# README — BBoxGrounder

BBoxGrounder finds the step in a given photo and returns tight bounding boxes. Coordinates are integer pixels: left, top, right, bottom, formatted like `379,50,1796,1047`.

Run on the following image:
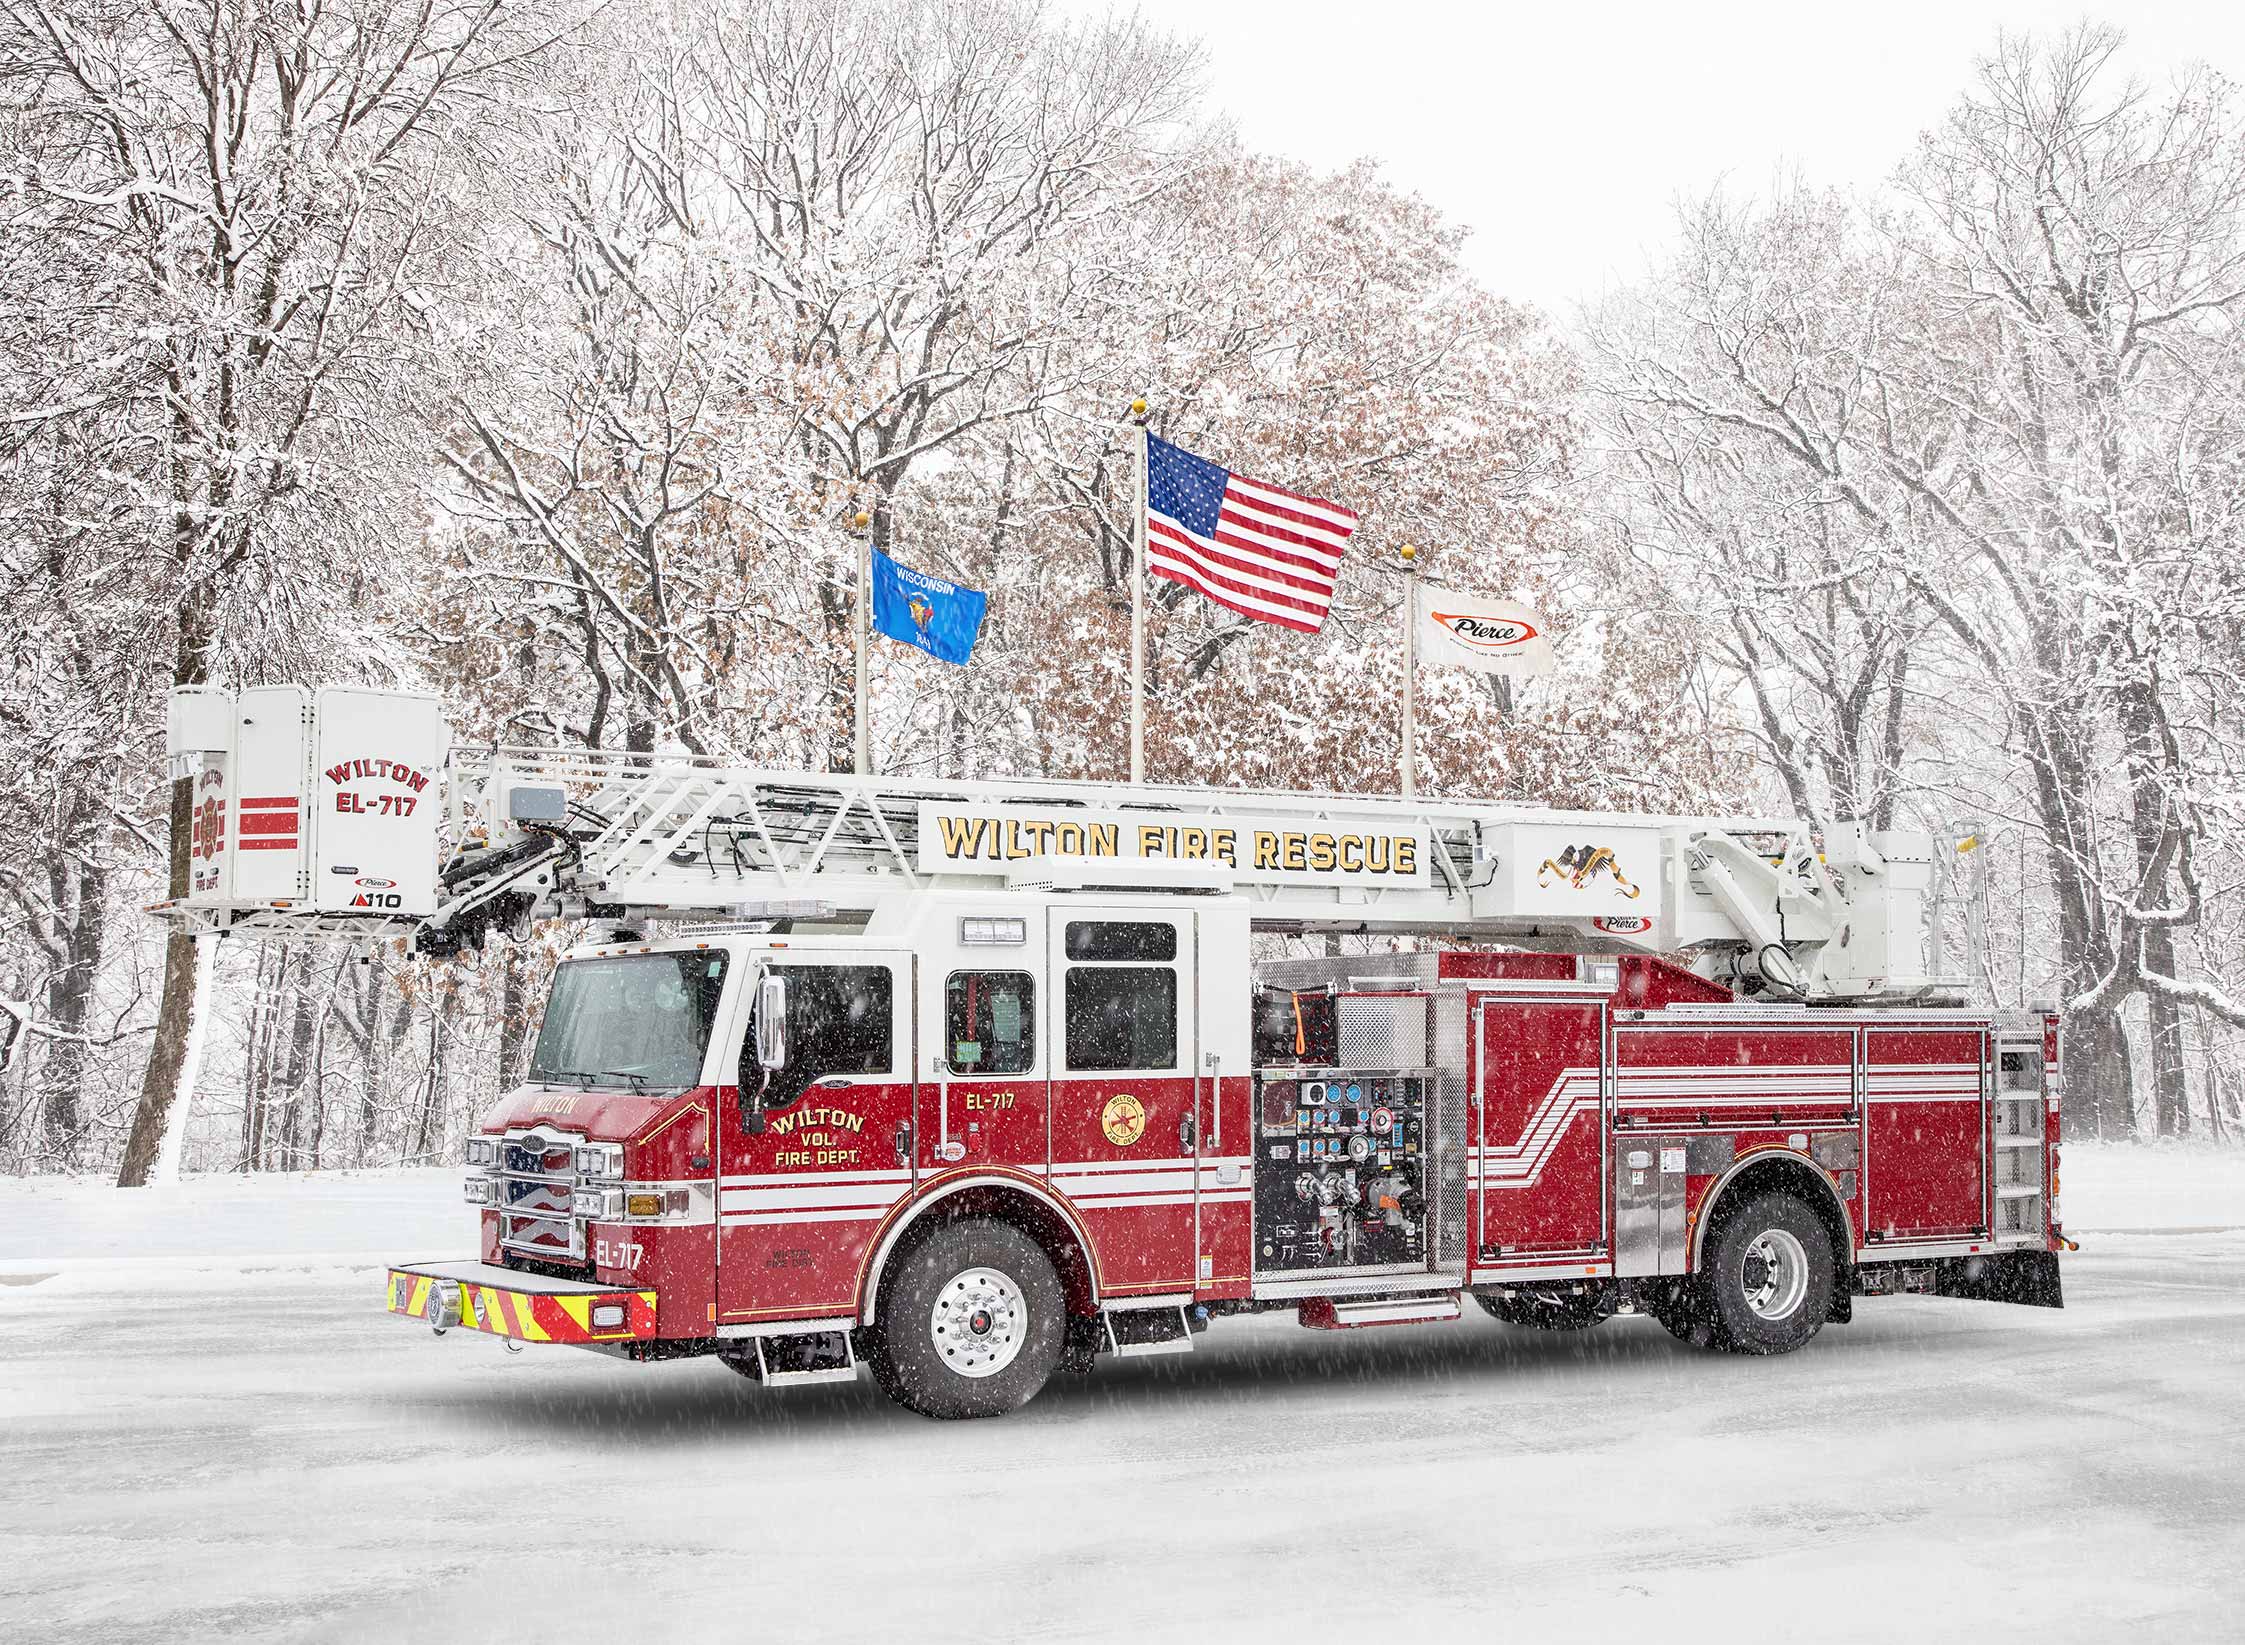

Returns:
1995,1184,2045,1201
1994,1136,2044,1150
1103,1303,1196,1357
1298,1294,1463,1331
746,1328,860,1387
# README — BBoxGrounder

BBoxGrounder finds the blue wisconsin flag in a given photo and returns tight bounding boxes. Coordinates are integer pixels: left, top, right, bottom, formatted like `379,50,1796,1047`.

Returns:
870,546,987,666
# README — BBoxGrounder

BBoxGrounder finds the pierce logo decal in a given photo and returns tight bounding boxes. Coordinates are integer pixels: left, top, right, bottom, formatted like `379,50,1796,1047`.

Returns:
1430,611,1538,653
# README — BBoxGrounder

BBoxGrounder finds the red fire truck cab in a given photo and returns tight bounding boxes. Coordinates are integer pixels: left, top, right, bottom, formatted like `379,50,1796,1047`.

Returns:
387,890,2065,1419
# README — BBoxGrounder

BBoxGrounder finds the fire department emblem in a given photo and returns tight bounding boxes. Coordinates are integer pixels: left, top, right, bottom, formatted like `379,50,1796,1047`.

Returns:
1101,1093,1146,1148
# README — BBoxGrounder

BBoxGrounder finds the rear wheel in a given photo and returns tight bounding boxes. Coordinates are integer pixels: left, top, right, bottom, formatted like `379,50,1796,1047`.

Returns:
1640,1279,1721,1348
1475,1284,1613,1331
1699,1191,1835,1355
867,1218,1065,1419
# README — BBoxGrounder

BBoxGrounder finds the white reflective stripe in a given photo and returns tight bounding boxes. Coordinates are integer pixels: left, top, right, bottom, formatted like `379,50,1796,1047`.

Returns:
722,1202,889,1220
721,1168,910,1188
1044,1168,1198,1196
720,1182,911,1212
1619,1094,1851,1107
1049,1157,1198,1177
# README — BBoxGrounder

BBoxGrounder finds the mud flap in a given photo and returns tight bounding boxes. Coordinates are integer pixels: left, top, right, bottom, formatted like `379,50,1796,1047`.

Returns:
1935,1249,2064,1310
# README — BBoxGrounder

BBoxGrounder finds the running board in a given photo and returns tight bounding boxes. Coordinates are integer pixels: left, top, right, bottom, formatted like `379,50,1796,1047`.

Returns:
1298,1294,1463,1331
748,1328,860,1386
1103,1303,1196,1357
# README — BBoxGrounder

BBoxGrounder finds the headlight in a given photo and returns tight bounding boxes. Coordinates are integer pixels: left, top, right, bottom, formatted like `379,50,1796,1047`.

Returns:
466,1137,497,1167
573,1185,625,1221
574,1142,625,1180
463,1176,498,1206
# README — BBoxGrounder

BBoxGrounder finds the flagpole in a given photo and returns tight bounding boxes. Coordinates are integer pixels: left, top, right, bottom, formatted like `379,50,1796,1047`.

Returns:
1128,397,1149,787
851,508,872,776
1399,542,1419,798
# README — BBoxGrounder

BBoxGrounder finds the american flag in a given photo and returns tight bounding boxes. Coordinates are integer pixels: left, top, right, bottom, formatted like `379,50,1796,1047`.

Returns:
1144,434,1358,633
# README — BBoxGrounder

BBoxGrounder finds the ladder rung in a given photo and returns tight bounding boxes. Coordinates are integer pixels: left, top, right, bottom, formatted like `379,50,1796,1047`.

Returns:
1994,1136,2043,1150
1995,1184,2044,1200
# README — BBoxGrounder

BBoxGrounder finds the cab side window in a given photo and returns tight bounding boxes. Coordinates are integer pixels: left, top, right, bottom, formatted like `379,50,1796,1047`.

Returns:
945,971,1035,1075
1063,920,1178,1072
748,964,893,1111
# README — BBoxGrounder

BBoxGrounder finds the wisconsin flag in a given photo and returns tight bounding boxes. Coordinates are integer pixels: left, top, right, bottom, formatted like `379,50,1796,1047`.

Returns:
871,547,987,666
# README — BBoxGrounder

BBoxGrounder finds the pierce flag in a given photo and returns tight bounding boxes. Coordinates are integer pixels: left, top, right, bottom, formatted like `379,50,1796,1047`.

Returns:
1144,435,1358,633
870,547,986,667
1415,587,1555,675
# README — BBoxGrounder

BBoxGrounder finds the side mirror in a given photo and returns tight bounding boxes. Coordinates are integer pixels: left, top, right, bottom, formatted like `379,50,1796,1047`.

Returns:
741,971,789,1136
755,972,789,1071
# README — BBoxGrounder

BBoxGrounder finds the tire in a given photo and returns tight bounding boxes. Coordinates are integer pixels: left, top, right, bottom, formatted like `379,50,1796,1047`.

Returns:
1475,1284,1613,1331
867,1217,1065,1419
1698,1191,1836,1355
1640,1279,1722,1349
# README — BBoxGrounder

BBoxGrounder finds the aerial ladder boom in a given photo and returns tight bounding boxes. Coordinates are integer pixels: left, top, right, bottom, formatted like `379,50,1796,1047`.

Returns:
157,687,1950,1005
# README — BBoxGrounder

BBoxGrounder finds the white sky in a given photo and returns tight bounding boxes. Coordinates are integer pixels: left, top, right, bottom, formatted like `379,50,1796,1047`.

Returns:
1066,1,2245,314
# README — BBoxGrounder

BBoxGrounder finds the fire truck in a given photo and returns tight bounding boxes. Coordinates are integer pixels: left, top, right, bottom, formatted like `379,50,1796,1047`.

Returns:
160,686,2065,1420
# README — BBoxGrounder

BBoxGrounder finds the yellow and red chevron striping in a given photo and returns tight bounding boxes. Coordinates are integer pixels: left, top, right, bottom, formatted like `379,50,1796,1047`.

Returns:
385,1270,658,1344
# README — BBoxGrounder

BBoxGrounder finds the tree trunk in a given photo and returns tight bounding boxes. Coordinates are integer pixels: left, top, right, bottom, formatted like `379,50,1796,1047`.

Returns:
2143,924,2190,1137
37,900,102,1159
117,777,197,1186
497,941,530,1092
277,948,318,1169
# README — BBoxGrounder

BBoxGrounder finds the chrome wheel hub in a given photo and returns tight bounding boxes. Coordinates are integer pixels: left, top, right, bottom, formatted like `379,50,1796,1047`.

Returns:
930,1266,1026,1379
1740,1227,1810,1322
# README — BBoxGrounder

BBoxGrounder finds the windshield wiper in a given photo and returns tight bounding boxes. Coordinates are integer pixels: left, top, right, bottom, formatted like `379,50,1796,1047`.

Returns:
601,1070,650,1092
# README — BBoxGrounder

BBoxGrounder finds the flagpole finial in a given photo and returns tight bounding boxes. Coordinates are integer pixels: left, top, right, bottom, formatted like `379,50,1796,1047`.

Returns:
1129,398,1147,419
1399,542,1417,564
851,511,871,531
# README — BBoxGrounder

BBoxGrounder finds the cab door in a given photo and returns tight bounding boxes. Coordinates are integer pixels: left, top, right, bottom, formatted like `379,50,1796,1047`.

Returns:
1045,908,1198,1297
715,952,915,1326
920,911,1048,1177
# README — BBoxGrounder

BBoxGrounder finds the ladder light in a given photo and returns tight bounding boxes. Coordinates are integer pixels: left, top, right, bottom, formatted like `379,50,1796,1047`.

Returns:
960,917,1027,946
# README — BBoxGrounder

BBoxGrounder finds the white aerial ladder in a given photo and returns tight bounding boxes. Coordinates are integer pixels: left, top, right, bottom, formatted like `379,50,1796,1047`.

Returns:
158,686,1951,1005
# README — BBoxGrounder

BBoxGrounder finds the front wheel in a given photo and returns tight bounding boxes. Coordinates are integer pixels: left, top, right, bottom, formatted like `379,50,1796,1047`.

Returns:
867,1218,1065,1419
1699,1192,1835,1355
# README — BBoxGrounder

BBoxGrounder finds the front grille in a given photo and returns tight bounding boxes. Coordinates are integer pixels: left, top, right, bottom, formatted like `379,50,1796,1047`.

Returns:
497,1127,587,1263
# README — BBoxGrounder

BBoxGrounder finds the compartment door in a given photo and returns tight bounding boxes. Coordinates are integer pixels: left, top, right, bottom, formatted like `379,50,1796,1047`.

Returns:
1864,1026,1989,1240
1473,998,1606,1258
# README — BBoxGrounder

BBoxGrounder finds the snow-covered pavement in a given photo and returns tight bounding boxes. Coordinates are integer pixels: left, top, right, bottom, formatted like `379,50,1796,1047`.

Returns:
4,1148,2242,1644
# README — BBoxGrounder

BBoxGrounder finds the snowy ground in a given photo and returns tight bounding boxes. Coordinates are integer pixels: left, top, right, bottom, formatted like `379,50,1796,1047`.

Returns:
3,1146,2241,1644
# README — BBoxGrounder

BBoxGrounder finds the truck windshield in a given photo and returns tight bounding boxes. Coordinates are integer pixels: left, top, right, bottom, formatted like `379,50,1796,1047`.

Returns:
528,952,728,1090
